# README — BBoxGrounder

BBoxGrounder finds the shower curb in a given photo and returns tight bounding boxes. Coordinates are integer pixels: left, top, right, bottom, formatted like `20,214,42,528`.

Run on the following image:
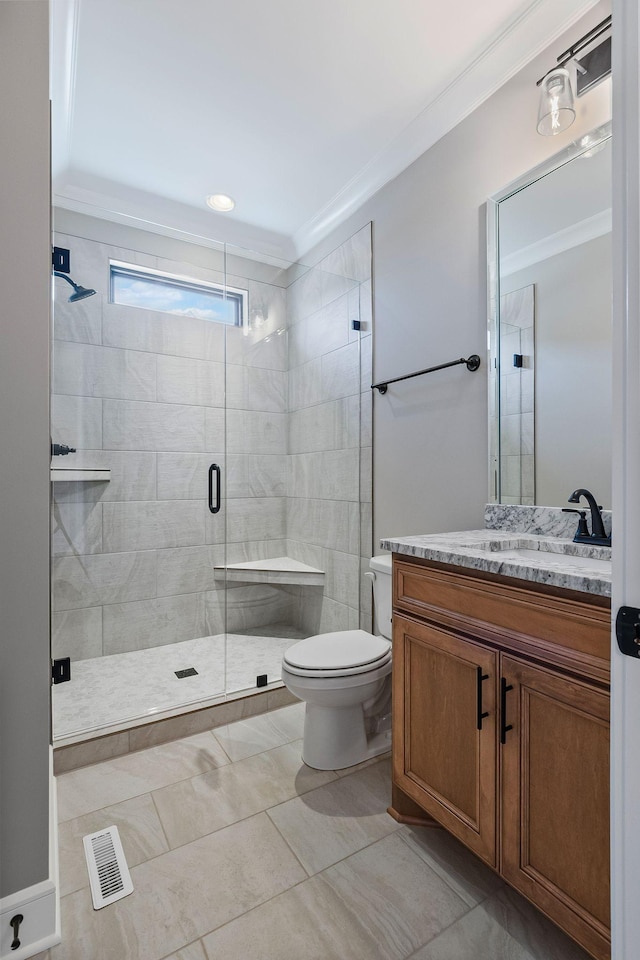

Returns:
53,685,299,774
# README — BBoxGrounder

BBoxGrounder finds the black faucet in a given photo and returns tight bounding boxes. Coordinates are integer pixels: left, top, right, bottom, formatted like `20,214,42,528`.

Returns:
563,489,611,546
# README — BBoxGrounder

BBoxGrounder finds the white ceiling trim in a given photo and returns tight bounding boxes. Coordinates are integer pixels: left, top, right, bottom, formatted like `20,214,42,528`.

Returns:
501,207,612,275
53,179,297,261
291,0,601,259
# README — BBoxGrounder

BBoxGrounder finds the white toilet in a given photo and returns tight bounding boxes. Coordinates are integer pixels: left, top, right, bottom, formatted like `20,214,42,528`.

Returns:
281,554,393,770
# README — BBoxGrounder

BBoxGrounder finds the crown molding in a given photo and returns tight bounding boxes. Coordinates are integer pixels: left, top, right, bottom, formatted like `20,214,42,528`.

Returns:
53,175,297,262
291,0,601,259
500,206,611,275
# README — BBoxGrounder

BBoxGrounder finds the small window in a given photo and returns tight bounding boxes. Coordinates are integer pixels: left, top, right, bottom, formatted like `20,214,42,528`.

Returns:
110,261,247,326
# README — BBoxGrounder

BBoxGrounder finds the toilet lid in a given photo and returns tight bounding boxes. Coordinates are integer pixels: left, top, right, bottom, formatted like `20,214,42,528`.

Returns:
283,630,391,672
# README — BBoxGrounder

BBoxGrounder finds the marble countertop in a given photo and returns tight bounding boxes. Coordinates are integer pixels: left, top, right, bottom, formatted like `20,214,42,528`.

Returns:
380,528,611,597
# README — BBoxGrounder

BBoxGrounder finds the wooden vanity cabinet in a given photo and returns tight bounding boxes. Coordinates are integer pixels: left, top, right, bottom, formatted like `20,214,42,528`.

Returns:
391,555,611,960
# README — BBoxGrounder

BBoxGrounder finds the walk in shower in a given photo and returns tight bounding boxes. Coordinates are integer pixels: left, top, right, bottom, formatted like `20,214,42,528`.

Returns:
50,212,373,743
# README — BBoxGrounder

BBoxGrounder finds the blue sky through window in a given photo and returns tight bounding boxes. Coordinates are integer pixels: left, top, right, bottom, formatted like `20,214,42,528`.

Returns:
111,267,244,325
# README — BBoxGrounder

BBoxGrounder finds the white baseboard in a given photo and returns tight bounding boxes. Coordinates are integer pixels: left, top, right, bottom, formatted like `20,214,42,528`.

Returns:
0,749,61,960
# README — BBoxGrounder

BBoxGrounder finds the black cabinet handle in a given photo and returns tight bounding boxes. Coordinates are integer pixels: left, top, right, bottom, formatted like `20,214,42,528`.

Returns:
476,667,490,730
208,463,221,514
500,677,514,744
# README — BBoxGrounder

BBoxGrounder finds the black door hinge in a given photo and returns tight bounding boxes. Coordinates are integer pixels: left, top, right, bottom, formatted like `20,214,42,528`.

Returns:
52,657,71,684
615,606,640,658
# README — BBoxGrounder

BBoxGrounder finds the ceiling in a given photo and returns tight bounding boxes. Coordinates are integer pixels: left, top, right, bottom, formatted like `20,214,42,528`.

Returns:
51,0,599,261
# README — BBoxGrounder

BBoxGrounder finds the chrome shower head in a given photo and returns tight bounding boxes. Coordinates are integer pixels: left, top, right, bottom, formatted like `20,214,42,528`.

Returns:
54,271,96,302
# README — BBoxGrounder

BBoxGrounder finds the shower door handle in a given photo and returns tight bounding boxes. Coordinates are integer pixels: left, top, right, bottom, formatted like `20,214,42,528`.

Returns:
208,463,221,514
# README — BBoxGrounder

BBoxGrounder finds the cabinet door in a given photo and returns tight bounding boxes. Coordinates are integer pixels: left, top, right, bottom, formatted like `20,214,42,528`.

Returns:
500,655,610,960
393,614,498,866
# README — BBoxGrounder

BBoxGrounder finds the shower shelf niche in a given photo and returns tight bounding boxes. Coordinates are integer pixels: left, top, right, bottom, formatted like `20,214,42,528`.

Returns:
214,556,324,586
50,468,111,482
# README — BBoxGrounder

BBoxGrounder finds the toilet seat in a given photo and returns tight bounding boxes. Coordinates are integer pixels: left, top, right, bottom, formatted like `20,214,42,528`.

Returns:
282,629,391,679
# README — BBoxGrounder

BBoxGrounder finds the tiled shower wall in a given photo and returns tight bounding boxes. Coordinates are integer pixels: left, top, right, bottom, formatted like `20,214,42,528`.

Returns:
51,232,291,661
51,223,373,663
286,224,373,634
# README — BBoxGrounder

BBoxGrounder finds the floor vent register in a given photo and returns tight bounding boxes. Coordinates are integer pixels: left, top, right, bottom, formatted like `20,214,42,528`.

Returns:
83,826,134,909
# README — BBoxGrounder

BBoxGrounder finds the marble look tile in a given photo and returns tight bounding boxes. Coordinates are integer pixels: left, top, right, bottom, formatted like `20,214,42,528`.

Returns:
54,732,131,775
319,268,357,309
203,831,467,960
322,549,360,607
153,739,336,848
157,453,224,500
102,593,206,654
361,445,372,503
103,399,206,452
267,686,300,710
223,583,294,634
361,389,372,445
226,364,287,413
52,606,103,661
246,279,287,338
212,703,305,761
224,410,287,455
52,551,157,611
360,333,372,392
287,266,323,322
287,449,359,501
163,942,208,960
50,814,307,960
53,341,156,402
57,793,169,897
102,302,208,360
288,395,359,454
156,544,223,596
52,501,102,556
52,394,102,449
361,501,372,557
320,341,360,401
320,223,372,286
127,693,269,752
223,497,286,544
156,355,225,407
225,539,289,564
225,321,287,371
288,295,350,368
53,635,229,739
288,356,322,409
398,826,503,909
313,595,358,635
53,293,102,345
103,500,205,552
56,731,230,821
226,454,286,498
287,498,359,555
266,758,398,875
408,885,590,960
52,451,156,504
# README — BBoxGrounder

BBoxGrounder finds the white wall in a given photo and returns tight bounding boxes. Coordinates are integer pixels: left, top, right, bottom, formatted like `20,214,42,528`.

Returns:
504,235,612,508
298,1,612,548
0,1,52,897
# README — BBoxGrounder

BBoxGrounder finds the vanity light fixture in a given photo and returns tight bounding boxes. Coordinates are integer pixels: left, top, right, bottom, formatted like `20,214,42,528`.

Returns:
206,193,235,212
536,15,611,137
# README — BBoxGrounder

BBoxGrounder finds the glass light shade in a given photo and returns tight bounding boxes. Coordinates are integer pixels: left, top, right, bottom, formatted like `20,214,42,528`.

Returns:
537,68,575,136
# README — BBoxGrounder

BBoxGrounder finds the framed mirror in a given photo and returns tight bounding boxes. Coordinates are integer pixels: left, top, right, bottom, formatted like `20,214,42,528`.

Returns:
487,122,612,509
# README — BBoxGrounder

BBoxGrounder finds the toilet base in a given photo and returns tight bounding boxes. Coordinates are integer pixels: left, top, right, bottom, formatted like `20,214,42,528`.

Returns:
301,702,391,771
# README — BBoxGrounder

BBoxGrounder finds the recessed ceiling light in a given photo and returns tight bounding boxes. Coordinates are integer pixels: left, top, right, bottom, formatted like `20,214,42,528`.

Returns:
206,194,235,212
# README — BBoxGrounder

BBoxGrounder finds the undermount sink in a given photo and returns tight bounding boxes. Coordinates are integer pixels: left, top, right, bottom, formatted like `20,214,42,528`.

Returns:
495,547,612,573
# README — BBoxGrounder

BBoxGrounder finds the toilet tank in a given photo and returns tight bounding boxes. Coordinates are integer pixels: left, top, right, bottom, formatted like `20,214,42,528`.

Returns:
369,554,393,641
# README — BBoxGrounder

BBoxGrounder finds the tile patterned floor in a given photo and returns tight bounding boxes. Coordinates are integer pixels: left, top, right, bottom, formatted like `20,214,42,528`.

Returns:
53,630,304,739
43,704,592,960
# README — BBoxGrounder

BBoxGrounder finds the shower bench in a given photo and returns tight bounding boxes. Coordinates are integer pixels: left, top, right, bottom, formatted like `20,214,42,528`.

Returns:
213,556,324,586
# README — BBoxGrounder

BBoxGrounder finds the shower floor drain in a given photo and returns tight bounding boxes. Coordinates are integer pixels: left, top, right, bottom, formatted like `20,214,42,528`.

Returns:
175,667,198,678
